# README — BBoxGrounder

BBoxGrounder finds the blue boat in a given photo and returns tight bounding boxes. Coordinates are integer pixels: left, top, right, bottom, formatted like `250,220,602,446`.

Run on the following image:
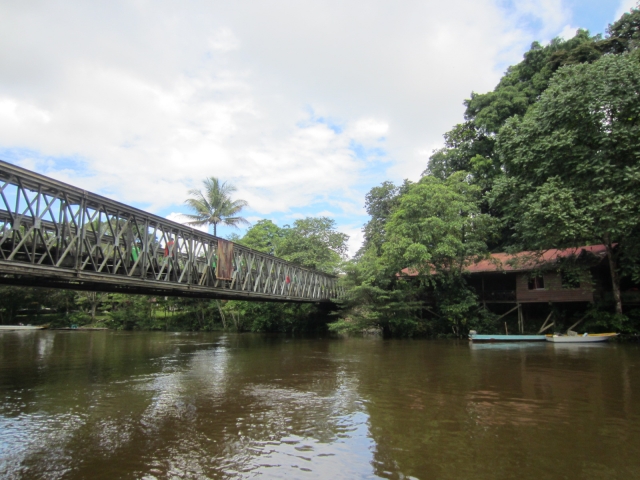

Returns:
469,331,546,342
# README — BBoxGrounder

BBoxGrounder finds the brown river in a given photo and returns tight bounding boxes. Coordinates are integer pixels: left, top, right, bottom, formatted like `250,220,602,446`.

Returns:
1,331,639,479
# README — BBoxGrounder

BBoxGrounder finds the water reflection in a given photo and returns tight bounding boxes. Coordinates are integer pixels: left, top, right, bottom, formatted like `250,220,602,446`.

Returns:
468,341,547,351
1,332,639,479
549,342,614,355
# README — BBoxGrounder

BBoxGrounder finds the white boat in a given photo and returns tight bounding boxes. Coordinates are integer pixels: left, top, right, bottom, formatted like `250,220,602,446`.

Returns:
545,333,617,343
0,325,46,331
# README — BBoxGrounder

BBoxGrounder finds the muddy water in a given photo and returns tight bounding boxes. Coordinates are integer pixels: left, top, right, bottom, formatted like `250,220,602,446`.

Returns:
1,331,639,479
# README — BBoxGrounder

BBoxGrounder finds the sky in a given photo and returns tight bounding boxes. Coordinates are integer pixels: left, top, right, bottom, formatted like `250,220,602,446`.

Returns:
0,0,634,256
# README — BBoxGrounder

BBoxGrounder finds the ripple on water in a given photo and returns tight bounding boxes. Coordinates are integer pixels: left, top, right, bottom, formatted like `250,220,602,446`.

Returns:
0,411,87,478
2,333,640,479
229,412,375,479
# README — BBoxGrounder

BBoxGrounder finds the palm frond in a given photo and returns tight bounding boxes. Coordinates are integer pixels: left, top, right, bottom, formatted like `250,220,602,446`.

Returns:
222,216,251,228
184,176,249,234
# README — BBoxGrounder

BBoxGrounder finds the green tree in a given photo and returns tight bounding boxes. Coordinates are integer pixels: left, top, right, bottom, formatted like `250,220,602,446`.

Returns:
426,32,604,186
216,216,350,334
425,10,640,193
379,173,497,334
602,4,640,53
383,172,496,277
332,181,429,336
236,219,285,254
330,247,426,337
426,122,496,185
334,173,498,337
0,286,35,324
277,217,349,273
361,181,406,255
184,177,249,236
492,53,640,314
75,291,108,323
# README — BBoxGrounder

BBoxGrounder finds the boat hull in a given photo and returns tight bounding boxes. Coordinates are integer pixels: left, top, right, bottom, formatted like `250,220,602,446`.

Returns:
546,333,617,343
470,334,546,342
0,325,45,331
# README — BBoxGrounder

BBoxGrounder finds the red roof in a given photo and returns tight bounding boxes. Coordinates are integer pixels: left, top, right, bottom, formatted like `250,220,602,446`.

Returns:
400,244,608,276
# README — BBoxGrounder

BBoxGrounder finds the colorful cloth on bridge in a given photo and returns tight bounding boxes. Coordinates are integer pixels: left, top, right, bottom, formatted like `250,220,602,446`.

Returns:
216,239,234,280
164,240,175,258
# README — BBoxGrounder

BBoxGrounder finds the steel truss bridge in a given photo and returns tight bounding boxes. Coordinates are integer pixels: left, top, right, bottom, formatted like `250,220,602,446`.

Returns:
0,160,344,302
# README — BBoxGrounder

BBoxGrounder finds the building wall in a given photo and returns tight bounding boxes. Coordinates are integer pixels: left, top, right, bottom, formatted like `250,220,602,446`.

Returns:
515,272,593,303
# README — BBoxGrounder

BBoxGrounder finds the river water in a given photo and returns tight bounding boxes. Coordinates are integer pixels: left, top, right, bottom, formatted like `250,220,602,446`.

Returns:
1,331,639,479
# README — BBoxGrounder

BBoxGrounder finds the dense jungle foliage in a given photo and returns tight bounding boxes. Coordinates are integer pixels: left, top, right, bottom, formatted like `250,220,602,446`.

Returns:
331,6,640,337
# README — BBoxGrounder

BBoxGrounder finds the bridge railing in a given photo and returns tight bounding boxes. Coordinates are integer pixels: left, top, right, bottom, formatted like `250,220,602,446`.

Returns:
0,160,344,302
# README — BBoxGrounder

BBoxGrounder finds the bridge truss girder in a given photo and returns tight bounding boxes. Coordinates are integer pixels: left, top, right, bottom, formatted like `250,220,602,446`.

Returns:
0,160,344,303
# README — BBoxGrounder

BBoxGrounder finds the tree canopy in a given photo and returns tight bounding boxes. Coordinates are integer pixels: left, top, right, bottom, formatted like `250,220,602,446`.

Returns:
426,9,640,193
335,6,640,336
491,53,640,313
236,216,348,274
184,177,249,236
383,172,496,278
235,219,284,255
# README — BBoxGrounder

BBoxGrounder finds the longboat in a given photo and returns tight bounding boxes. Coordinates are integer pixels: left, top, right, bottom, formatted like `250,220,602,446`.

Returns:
545,333,618,343
0,325,46,331
469,331,546,342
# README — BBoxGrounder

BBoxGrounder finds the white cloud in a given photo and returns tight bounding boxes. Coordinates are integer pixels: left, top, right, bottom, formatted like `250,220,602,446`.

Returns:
286,210,338,220
558,25,580,41
503,0,571,40
339,225,365,258
349,118,389,141
0,0,577,229
165,212,209,233
208,27,241,53
615,0,638,20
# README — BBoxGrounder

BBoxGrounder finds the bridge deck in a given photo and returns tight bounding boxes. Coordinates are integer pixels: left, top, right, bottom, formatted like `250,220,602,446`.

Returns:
0,160,344,302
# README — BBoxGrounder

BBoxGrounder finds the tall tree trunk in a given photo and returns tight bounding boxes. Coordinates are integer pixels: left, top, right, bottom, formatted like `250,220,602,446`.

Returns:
198,302,205,329
233,311,241,331
88,292,98,322
216,300,227,329
604,240,623,315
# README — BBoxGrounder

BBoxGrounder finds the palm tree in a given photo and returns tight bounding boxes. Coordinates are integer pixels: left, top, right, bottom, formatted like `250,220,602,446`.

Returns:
183,177,249,236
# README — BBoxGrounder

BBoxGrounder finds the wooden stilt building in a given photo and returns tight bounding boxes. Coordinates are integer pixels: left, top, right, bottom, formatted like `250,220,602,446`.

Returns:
401,245,640,333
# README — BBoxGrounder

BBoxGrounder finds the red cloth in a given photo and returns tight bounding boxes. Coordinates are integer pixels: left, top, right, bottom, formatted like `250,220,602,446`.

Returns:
164,240,175,257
